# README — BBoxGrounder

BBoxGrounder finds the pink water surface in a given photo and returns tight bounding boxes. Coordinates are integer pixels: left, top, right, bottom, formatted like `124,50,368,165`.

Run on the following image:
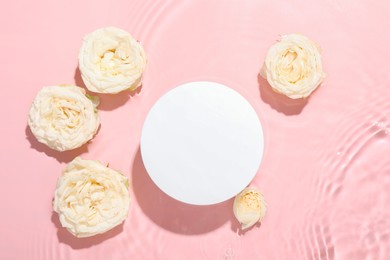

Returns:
1,0,390,259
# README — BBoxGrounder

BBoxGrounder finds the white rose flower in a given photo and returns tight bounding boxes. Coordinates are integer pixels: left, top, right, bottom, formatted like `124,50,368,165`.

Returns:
261,34,325,99
28,85,100,152
78,27,147,94
53,157,131,238
233,187,266,230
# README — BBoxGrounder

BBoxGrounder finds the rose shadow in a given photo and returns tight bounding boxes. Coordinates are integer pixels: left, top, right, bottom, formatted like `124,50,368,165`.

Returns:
132,147,239,235
51,211,123,249
74,67,141,111
258,74,308,116
231,221,262,236
25,125,89,163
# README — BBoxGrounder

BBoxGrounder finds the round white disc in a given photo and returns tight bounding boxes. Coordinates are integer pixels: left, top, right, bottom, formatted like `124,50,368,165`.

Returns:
140,81,264,205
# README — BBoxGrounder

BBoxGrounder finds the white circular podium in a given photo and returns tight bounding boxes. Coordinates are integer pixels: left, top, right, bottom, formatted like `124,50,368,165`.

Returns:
140,81,264,205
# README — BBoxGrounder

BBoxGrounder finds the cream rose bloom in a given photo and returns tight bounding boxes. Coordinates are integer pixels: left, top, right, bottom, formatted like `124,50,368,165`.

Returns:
78,27,147,94
53,157,131,238
28,85,100,151
233,187,266,230
261,34,325,99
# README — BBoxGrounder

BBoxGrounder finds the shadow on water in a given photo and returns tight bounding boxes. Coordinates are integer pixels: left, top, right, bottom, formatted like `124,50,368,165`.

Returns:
258,73,308,116
131,147,240,235
51,211,124,249
74,67,141,111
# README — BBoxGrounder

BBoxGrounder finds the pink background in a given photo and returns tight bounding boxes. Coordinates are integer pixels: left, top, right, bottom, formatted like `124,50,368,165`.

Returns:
1,0,390,259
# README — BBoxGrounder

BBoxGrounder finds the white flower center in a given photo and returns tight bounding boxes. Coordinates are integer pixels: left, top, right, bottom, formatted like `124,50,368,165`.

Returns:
240,191,260,209
48,97,81,130
278,49,306,84
64,177,111,225
99,42,131,76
